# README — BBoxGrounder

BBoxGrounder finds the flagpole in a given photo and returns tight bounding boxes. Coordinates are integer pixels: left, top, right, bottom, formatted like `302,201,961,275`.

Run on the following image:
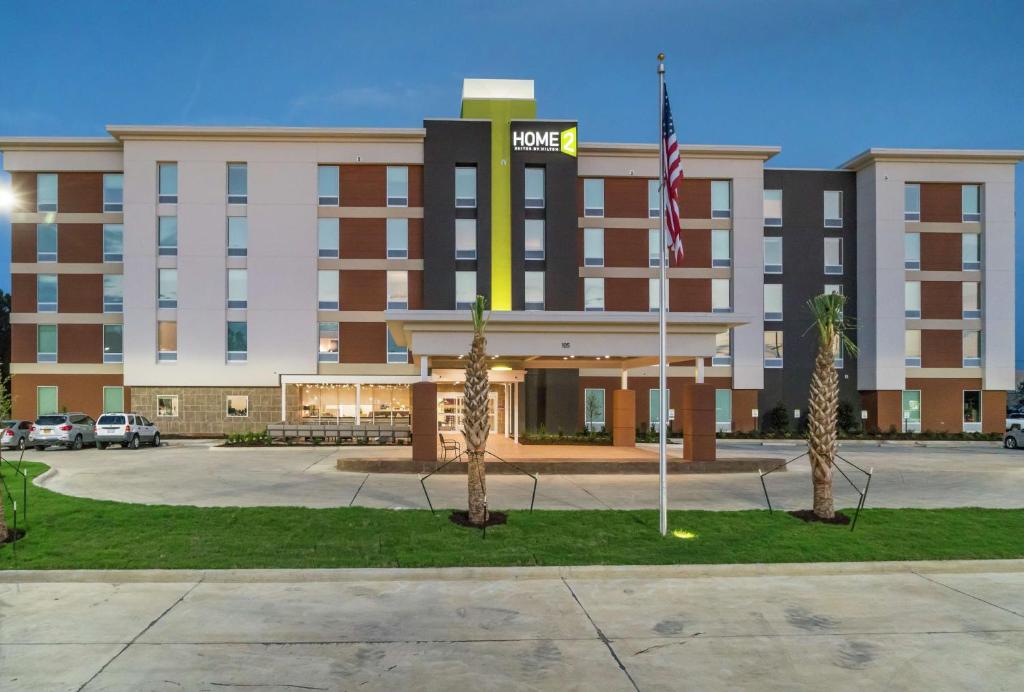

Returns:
657,53,668,537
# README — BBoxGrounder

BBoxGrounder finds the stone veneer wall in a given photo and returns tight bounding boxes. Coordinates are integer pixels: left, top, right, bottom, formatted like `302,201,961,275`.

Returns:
130,386,301,436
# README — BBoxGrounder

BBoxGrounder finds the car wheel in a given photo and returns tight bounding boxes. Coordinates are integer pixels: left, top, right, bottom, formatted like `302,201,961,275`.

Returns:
1007,437,1019,449
71,434,83,451
18,437,26,451
129,434,140,450
96,442,107,450
151,433,161,447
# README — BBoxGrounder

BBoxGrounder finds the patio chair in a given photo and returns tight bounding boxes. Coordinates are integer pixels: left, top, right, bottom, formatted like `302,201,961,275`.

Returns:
439,433,461,462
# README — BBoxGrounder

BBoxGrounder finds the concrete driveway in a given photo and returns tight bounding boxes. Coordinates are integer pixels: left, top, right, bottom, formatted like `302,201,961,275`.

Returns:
2,560,1023,690
17,439,1024,510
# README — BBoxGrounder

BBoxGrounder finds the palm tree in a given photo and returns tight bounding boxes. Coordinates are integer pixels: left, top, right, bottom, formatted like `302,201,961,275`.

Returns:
463,295,491,525
805,292,857,519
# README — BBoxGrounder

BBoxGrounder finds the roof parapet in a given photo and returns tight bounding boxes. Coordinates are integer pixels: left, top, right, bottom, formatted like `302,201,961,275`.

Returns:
841,147,1024,171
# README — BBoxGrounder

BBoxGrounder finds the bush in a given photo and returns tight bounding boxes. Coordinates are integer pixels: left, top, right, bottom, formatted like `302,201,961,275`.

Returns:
764,402,789,435
224,431,272,447
837,400,859,433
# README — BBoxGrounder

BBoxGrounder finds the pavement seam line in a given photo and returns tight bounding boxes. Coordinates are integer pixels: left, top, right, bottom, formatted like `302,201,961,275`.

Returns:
912,571,1024,619
76,579,204,692
561,577,641,692
349,474,370,506
563,475,614,510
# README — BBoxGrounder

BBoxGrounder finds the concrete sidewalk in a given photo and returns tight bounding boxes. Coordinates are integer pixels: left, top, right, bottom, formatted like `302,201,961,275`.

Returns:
2,561,1023,690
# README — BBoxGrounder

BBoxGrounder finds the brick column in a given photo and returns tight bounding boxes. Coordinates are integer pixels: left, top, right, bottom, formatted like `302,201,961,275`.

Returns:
861,391,902,433
682,382,716,462
611,389,636,447
412,381,438,462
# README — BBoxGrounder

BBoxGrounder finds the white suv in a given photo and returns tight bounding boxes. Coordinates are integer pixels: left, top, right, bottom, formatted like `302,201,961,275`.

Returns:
95,413,161,450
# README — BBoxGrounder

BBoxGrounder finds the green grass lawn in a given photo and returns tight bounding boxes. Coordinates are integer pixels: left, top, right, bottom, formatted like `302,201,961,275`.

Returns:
3,462,1023,570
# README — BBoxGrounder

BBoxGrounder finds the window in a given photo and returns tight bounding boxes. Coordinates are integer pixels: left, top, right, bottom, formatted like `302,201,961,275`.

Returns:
904,232,920,269
103,174,123,212
37,386,58,416
833,336,844,369
763,189,782,226
764,330,784,368
318,270,339,310
158,269,177,309
103,324,123,364
584,228,604,266
649,388,669,431
37,324,57,363
317,218,339,258
158,163,178,203
711,180,731,219
102,386,124,414
455,218,477,260
904,281,921,318
103,224,123,262
824,237,843,274
715,389,732,432
157,395,179,417
37,274,57,312
226,395,249,417
904,183,920,221
713,330,731,366
455,271,476,310
524,219,545,259
525,167,545,208
227,269,247,309
36,223,57,262
227,217,248,256
711,229,731,267
763,236,782,274
711,279,731,313
901,390,921,432
36,173,57,212
386,218,408,259
524,271,545,310
962,234,980,270
823,190,842,227
649,229,661,267
158,321,177,361
961,184,981,222
386,329,407,364
584,277,604,311
648,278,660,312
227,163,247,204
318,322,340,362
386,270,408,309
905,329,921,367
648,179,659,218
584,388,606,431
962,282,980,319
103,275,123,313
583,178,604,217
963,390,982,432
455,166,477,208
158,216,178,256
226,321,247,362
386,166,408,207
764,284,783,321
963,330,981,367
317,165,339,205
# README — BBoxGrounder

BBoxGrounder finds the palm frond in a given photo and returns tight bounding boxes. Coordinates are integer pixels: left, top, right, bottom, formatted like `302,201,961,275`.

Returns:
804,293,858,357
470,294,489,335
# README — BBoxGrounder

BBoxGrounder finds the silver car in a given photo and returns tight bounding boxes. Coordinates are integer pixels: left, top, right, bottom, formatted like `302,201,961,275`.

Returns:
95,413,161,449
1,420,33,451
30,413,97,450
1004,428,1024,450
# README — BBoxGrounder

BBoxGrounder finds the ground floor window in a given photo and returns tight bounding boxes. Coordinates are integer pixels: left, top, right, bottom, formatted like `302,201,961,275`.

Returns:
963,390,981,433
102,386,124,413
649,388,670,432
715,389,732,432
300,384,410,424
37,386,58,416
901,390,921,432
157,395,179,417
584,388,605,432
437,388,496,433
227,395,249,417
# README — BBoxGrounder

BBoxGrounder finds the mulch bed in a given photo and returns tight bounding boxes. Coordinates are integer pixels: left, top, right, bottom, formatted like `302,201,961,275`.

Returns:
788,509,851,525
448,510,508,529
0,528,27,546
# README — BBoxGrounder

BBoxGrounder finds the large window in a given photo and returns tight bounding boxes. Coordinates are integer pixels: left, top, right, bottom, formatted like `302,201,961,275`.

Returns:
386,218,408,259
36,173,57,212
962,282,980,319
584,228,604,266
905,281,921,318
455,166,476,208
103,324,123,364
904,232,920,269
386,166,408,207
227,163,247,204
763,189,782,226
715,389,732,432
962,330,981,367
103,224,123,262
901,390,921,432
649,229,661,267
711,180,732,219
525,167,545,208
158,269,177,309
648,179,659,218
227,217,248,256
905,329,921,367
904,183,920,221
103,386,124,414
764,236,783,273
158,162,178,203
648,278,660,312
103,174,123,212
963,390,982,432
158,321,177,361
455,271,476,310
317,165,339,206
764,284,783,321
584,388,606,431
318,322,340,362
103,275,123,313
583,178,604,217
524,219,545,260
37,274,58,312
455,218,477,260
713,330,731,366
584,277,604,311
961,184,981,222
227,269,247,309
386,329,408,364
158,216,178,256
962,233,980,270
764,330,784,368
317,218,339,258
226,321,248,362
318,270,339,310
823,190,842,227
824,237,843,274
711,229,731,267
711,278,731,312
37,324,57,363
524,271,545,310
37,386,58,416
36,223,57,262
386,270,408,309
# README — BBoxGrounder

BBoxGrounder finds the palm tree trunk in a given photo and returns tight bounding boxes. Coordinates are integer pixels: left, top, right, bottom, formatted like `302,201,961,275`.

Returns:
464,330,490,526
807,335,839,519
466,451,487,524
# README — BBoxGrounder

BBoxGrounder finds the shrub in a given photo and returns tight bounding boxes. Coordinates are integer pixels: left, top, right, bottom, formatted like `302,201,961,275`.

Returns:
764,402,789,434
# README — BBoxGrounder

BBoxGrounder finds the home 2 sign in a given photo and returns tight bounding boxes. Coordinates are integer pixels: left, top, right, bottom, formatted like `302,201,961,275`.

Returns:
512,126,577,157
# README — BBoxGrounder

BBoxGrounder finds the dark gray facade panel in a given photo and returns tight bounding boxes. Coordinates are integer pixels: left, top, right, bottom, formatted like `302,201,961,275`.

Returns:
523,368,579,433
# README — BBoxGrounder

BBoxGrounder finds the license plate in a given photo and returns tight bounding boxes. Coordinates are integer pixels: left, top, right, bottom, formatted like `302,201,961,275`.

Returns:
42,428,52,434
102,427,120,433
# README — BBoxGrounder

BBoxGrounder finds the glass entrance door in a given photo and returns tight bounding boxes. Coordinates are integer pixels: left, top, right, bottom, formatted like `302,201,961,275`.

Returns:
438,392,498,433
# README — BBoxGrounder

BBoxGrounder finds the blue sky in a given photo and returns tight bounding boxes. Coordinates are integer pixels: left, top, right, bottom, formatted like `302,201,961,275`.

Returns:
1,0,1022,368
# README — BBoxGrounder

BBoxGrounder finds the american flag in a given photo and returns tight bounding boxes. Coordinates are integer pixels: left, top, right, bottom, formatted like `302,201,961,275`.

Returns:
662,85,684,263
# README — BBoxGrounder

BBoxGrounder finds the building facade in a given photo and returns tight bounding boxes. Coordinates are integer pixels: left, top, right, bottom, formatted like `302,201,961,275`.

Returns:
2,79,1019,437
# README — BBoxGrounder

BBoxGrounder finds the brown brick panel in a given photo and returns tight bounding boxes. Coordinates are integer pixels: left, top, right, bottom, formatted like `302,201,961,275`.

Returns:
340,321,386,363
11,374,128,421
10,172,36,213
982,390,1007,434
408,270,423,310
12,224,36,263
905,377,983,432
921,281,961,319
58,172,105,213
920,182,962,223
340,218,385,258
58,224,103,263
11,274,36,313
339,165,386,207
11,324,36,363
407,165,423,207
679,178,711,219
732,389,758,433
920,329,961,368
339,270,385,311
669,278,711,312
58,274,103,313
408,218,424,260
604,178,648,219
678,229,711,268
920,233,962,271
605,278,648,312
604,228,650,267
58,324,103,363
